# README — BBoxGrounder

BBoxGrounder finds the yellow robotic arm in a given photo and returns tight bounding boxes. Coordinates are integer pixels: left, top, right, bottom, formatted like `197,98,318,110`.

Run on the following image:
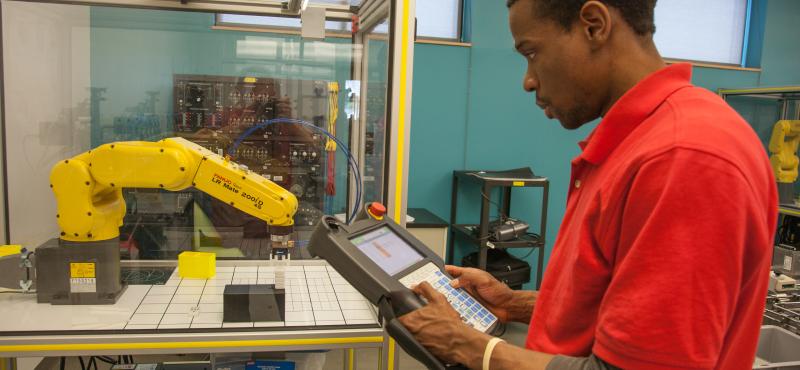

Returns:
50,137,298,243
769,120,800,184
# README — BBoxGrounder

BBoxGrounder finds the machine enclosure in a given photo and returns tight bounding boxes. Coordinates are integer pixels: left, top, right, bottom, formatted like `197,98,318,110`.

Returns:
35,238,126,304
774,244,800,279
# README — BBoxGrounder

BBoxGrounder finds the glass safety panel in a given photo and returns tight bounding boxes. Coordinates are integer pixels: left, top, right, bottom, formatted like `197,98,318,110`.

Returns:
359,18,390,204
1,1,369,259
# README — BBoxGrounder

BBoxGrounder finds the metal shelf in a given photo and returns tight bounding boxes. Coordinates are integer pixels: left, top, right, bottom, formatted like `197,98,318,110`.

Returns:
449,167,549,289
452,224,543,249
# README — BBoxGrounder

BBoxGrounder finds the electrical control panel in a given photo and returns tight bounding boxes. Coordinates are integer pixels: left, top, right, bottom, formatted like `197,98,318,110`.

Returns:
173,75,336,226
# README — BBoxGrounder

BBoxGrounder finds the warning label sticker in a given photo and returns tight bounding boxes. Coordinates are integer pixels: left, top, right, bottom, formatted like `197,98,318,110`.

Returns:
70,262,96,278
70,278,97,293
70,262,97,293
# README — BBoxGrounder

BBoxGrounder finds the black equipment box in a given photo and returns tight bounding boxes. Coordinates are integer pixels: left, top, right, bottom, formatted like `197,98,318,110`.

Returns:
223,284,285,322
462,249,530,289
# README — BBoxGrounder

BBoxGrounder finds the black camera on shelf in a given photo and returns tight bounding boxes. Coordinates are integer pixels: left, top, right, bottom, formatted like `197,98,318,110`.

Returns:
484,217,530,242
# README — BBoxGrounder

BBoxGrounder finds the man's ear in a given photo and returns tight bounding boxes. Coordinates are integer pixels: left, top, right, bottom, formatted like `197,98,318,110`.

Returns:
579,1,612,49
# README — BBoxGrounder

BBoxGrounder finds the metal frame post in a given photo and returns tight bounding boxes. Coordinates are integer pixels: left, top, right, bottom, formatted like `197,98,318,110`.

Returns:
384,0,415,226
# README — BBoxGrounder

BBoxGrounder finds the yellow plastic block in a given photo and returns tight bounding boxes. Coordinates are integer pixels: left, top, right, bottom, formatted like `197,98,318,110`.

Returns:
178,251,216,279
0,245,22,258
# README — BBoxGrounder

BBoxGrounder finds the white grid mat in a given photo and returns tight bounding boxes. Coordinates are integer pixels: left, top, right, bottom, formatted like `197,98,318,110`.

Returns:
125,265,377,330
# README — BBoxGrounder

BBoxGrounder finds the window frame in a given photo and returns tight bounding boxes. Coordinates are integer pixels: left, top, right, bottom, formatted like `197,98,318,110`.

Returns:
412,0,464,43
213,14,353,38
653,0,753,68
214,0,465,43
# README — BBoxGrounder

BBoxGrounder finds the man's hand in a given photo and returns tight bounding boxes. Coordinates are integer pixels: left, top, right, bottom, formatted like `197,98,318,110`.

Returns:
446,265,536,323
398,282,489,365
399,281,554,370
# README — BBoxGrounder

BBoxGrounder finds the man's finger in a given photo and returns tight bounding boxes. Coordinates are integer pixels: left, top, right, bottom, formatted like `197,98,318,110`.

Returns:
445,265,463,277
450,270,485,288
413,281,444,303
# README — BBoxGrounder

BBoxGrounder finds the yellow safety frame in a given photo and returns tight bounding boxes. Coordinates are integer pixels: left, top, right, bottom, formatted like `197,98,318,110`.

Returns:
0,337,383,354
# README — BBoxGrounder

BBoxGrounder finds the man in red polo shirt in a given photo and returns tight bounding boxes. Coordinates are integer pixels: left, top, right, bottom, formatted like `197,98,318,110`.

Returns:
398,0,777,369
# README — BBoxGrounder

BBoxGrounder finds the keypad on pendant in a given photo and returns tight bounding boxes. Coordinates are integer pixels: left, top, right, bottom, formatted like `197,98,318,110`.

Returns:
398,262,497,332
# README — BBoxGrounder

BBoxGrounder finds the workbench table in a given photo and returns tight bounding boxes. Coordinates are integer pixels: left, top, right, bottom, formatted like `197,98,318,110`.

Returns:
0,260,398,370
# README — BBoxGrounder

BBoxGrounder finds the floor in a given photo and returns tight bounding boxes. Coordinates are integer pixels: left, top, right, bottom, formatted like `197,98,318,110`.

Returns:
27,323,530,370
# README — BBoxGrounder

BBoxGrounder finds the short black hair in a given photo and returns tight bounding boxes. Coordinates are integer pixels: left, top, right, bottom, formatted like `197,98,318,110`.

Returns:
507,0,657,35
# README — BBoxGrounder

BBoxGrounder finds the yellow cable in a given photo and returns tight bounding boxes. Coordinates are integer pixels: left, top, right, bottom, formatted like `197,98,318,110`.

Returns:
326,82,339,152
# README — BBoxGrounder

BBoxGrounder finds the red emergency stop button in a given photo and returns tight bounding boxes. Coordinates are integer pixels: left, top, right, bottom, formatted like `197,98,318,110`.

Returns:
368,202,386,218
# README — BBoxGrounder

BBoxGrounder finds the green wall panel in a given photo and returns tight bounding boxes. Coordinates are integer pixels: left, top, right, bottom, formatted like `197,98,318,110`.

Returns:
759,0,800,86
407,44,470,219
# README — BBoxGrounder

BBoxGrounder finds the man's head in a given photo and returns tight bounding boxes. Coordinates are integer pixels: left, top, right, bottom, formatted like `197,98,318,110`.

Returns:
508,0,660,129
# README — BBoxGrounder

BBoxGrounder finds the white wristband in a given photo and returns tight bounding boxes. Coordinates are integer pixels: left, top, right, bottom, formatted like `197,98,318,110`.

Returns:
482,337,505,370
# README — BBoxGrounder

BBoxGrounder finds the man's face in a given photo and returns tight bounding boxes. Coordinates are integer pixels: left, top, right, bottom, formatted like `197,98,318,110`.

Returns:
509,0,608,130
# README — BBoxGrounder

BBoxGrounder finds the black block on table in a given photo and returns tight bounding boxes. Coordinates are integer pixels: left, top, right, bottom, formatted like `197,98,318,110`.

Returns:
223,284,285,322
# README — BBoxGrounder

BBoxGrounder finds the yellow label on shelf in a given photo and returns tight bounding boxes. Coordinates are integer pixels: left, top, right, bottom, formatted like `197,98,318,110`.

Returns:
512,181,525,187
70,262,96,278
243,77,257,83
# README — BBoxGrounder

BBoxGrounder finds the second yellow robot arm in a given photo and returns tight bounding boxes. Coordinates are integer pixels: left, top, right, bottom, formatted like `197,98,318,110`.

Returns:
769,120,800,184
50,137,298,242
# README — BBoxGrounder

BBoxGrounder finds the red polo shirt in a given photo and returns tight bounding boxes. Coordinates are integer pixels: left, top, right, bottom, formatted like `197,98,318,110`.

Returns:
525,64,777,369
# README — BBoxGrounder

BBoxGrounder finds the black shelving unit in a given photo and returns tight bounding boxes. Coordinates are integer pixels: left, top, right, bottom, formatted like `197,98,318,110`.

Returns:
449,167,549,289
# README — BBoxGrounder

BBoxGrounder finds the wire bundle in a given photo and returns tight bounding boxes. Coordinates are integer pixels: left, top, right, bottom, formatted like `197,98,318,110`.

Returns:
325,82,339,152
325,83,339,198
228,117,361,224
